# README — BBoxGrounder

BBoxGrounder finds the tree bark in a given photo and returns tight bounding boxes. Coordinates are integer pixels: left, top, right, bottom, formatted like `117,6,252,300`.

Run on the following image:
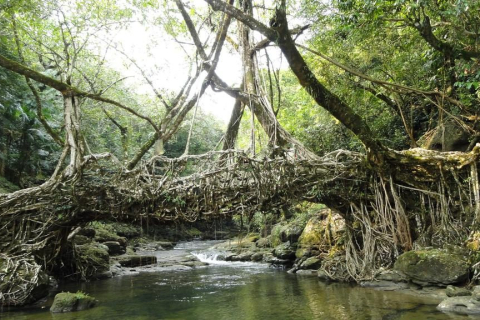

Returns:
222,96,244,150
63,91,83,177
204,0,385,161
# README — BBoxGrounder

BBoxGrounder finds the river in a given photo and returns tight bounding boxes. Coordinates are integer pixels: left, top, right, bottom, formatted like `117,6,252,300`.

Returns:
0,241,472,319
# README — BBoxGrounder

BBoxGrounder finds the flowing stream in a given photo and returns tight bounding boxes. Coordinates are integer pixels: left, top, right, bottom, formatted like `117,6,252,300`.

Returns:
0,241,472,319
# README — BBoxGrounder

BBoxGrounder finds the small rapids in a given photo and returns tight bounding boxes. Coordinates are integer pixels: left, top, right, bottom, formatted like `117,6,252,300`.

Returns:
192,250,267,268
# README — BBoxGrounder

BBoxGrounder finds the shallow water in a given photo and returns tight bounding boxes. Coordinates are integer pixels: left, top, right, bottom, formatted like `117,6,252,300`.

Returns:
0,241,476,319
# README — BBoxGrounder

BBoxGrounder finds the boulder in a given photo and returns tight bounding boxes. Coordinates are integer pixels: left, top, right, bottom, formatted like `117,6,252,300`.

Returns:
263,253,275,263
115,255,157,267
103,241,126,256
279,223,304,243
446,285,471,297
225,254,238,261
111,223,141,239
375,269,408,282
156,241,175,250
73,235,91,245
394,249,469,286
360,280,409,291
270,257,293,267
273,241,296,260
77,227,95,238
473,286,480,301
295,269,317,276
237,252,253,261
437,297,480,315
94,227,126,246
299,257,321,270
251,252,264,261
50,292,96,313
296,210,345,258
75,243,110,279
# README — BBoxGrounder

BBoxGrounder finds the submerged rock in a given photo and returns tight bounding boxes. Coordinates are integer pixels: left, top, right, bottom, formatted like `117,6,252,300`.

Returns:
375,270,408,283
295,269,317,276
446,285,471,297
317,270,333,282
115,255,157,267
394,249,469,286
50,292,96,313
360,280,409,291
437,296,480,315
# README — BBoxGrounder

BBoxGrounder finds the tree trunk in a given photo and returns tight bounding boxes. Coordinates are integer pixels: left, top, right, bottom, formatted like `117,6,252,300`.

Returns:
63,91,83,177
222,96,244,150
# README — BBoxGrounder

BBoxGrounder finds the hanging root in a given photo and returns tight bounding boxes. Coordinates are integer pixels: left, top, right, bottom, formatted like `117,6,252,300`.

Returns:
0,254,46,307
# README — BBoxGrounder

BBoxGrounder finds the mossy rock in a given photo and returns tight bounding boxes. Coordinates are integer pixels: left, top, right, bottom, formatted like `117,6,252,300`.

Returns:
115,255,157,267
300,257,321,270
394,249,469,285
94,227,125,244
273,241,296,260
50,292,96,313
110,222,141,239
77,227,96,238
278,222,304,243
103,241,126,255
73,235,91,245
75,243,110,279
296,211,345,258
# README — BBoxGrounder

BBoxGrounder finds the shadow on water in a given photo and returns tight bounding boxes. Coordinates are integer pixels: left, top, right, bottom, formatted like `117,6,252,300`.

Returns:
0,241,476,320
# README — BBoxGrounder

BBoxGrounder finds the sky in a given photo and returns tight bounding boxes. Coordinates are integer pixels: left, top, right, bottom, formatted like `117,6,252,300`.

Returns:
101,2,287,125
105,19,243,124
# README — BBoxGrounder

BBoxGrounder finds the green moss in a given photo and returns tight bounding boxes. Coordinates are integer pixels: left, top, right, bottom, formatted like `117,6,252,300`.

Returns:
187,227,202,237
394,249,469,285
91,223,122,242
0,176,19,194
50,291,96,313
75,243,110,279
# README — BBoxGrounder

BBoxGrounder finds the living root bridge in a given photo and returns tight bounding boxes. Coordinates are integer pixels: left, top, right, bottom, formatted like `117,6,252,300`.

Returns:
1,146,480,305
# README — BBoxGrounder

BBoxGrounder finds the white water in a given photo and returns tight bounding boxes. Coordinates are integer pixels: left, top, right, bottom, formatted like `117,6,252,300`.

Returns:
192,251,267,268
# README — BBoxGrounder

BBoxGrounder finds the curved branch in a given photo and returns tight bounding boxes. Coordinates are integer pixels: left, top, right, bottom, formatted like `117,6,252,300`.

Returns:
12,16,64,146
0,53,160,133
412,14,480,61
296,44,466,110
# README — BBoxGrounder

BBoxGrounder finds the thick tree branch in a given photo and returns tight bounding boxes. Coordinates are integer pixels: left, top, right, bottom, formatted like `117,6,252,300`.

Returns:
0,53,160,133
412,14,480,61
297,44,466,110
11,16,64,146
205,0,385,158
270,8,385,157
204,0,276,39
